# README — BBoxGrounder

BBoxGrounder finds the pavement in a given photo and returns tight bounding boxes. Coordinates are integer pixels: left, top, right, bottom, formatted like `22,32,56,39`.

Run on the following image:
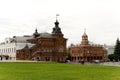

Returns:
67,61,120,67
0,60,120,67
99,62,120,67
0,60,38,62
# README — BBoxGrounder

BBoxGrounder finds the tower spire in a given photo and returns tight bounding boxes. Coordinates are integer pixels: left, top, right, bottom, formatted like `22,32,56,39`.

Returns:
33,27,39,38
84,28,86,34
56,14,59,22
54,14,60,27
81,28,89,46
35,27,38,33
52,14,62,34
83,28,87,36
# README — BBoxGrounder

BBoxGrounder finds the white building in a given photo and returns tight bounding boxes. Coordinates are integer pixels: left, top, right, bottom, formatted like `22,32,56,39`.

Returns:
104,45,115,55
0,36,35,60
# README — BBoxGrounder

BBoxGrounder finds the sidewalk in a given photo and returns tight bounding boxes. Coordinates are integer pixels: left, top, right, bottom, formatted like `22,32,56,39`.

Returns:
99,62,120,67
0,60,38,62
67,62,120,67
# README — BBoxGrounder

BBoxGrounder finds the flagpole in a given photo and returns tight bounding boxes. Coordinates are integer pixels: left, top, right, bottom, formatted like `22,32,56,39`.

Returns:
56,14,59,21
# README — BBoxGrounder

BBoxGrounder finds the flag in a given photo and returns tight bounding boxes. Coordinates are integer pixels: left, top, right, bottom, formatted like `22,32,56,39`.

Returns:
56,14,60,21
56,14,60,16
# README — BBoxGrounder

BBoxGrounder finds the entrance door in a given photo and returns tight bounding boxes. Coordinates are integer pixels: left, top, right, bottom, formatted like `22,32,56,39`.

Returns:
37,57,41,61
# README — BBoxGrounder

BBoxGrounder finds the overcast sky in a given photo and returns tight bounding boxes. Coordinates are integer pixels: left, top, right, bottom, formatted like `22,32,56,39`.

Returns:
0,0,120,46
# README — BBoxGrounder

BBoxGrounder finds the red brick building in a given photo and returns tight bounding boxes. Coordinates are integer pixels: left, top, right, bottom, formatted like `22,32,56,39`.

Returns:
17,20,67,62
69,32,107,62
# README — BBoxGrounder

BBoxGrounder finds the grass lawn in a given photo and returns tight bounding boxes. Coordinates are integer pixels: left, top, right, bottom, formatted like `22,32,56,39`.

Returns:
0,62,120,80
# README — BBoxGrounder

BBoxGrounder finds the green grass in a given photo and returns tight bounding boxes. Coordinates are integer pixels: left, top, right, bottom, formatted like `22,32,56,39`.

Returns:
0,62,119,80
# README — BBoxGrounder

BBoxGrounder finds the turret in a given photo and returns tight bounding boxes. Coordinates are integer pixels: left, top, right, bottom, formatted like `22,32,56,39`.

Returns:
80,29,89,46
52,15,63,37
33,28,40,38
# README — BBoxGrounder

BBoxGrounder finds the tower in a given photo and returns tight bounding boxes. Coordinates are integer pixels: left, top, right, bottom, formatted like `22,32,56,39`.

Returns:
33,28,40,38
52,20,62,34
80,29,89,46
52,15,63,37
51,15,67,62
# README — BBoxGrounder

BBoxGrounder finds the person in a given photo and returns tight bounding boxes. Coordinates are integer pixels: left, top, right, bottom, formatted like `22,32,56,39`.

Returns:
0,56,2,60
81,59,84,65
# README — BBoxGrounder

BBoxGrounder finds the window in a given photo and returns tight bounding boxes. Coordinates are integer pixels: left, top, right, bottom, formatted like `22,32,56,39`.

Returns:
14,48,16,52
16,53,19,58
25,54,29,58
58,48,63,52
12,48,14,52
5,48,7,53
10,48,11,52
49,49,52,52
43,49,46,52
4,49,5,53
47,49,49,52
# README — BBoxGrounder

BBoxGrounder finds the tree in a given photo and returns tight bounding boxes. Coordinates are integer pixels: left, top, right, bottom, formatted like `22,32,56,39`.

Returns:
108,54,115,61
114,38,120,61
67,52,71,60
66,48,71,61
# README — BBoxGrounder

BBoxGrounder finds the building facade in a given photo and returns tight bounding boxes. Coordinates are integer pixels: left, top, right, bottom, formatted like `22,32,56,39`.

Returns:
69,32,107,62
0,36,34,60
104,45,115,55
0,38,16,60
16,20,67,62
